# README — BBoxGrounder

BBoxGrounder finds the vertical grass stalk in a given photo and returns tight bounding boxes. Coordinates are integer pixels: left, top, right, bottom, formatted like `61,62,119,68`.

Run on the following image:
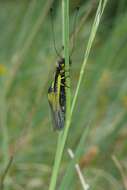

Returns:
0,84,9,166
71,0,108,114
49,1,70,190
0,80,9,190
49,0,108,190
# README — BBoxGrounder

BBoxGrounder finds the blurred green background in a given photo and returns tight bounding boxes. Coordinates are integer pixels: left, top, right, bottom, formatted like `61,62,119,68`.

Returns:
0,0,127,189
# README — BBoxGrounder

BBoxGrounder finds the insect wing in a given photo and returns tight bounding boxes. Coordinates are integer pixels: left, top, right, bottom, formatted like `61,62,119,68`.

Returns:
48,84,64,130
50,104,64,130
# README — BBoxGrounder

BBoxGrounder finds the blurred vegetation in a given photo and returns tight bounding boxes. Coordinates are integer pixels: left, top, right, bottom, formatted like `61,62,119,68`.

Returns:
0,0,127,189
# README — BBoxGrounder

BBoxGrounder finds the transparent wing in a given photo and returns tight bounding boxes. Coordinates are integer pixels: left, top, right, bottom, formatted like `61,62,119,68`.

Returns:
48,101,64,130
48,88,64,130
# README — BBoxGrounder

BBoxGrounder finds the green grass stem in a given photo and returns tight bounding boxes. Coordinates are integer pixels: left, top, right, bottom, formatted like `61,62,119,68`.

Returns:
49,1,70,190
49,1,108,190
71,0,108,114
0,79,9,190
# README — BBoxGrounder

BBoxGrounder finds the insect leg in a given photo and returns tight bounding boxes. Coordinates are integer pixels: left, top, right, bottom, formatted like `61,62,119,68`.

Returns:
61,75,70,80
60,83,70,88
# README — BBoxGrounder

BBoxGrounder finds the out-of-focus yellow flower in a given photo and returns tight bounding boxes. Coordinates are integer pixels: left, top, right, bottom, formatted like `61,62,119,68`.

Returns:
0,64,7,75
100,70,112,85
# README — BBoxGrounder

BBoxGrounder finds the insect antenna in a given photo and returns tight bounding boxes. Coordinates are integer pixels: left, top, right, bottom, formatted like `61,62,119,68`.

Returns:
50,8,61,58
70,6,80,57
